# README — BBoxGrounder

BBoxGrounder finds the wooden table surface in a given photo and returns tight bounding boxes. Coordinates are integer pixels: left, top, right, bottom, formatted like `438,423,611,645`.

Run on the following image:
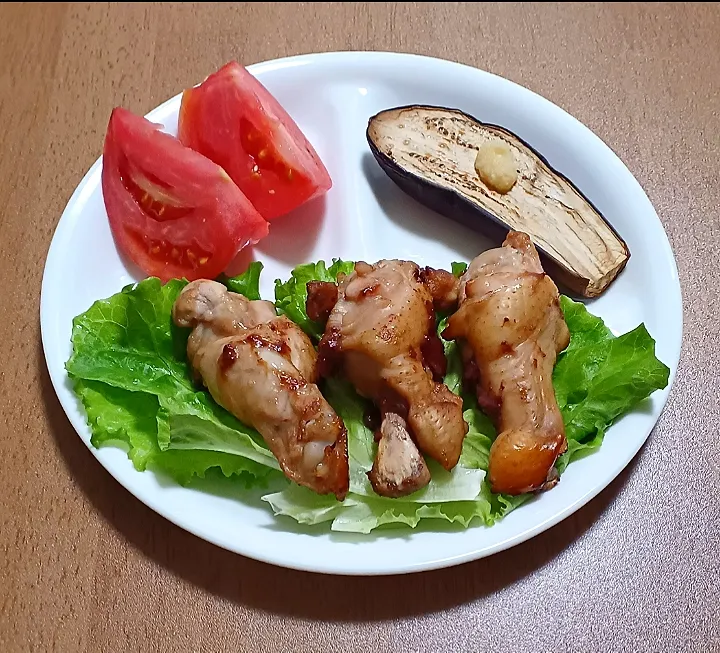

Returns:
2,2,718,651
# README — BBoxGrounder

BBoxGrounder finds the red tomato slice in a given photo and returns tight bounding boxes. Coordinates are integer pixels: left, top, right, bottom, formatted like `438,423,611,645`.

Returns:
101,107,268,282
178,61,332,222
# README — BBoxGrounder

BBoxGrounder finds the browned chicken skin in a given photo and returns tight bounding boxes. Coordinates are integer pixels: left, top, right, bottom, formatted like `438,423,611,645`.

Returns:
418,267,459,312
312,260,468,497
443,232,570,495
173,279,349,500
306,281,339,324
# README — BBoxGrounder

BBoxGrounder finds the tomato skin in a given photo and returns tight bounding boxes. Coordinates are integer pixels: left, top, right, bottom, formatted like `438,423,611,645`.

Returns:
178,61,332,221
102,107,268,282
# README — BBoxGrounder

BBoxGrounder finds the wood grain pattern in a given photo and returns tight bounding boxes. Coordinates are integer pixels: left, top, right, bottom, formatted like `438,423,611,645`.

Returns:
1,3,718,651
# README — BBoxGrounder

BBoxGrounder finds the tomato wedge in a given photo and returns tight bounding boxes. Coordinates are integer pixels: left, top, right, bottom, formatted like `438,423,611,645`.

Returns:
178,61,332,221
101,107,268,282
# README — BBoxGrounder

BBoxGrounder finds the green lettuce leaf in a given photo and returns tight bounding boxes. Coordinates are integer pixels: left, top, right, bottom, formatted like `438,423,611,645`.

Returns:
556,294,613,352
330,495,491,534
274,259,354,338
262,484,345,526
221,261,263,300
152,449,273,488
73,378,273,486
553,296,671,469
74,377,160,471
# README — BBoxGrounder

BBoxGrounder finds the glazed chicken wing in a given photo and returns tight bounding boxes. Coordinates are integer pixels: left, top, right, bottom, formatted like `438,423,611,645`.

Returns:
443,231,570,495
173,279,349,500
312,260,467,497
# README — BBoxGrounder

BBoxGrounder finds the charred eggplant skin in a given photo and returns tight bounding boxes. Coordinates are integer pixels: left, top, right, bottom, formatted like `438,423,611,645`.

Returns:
366,105,630,298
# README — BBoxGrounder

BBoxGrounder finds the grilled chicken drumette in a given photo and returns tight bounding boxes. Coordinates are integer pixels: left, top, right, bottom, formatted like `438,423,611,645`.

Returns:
309,260,467,497
173,279,349,499
443,231,570,495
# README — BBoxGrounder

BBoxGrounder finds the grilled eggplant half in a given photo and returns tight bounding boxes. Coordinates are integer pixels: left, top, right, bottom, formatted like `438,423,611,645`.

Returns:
367,105,629,298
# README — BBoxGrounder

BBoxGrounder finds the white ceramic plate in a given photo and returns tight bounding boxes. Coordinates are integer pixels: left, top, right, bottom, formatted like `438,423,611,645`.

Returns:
40,52,682,576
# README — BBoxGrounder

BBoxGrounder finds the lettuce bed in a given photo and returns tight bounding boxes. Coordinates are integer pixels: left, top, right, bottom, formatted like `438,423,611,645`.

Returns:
65,261,669,534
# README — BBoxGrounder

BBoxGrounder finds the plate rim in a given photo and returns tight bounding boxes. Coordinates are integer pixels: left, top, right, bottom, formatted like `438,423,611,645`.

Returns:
39,50,683,576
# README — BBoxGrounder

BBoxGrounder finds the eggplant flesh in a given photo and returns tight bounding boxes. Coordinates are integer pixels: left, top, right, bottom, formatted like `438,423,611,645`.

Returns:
367,105,630,298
